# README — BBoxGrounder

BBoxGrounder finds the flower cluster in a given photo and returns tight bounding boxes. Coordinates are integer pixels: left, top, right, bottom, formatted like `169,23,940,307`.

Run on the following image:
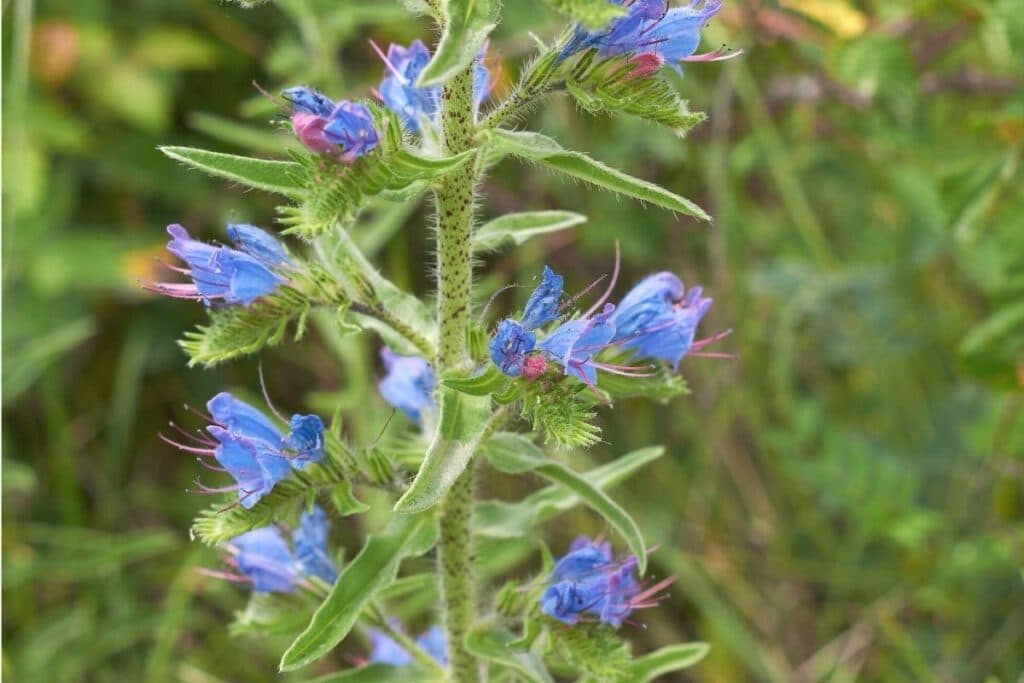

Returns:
283,86,381,161
367,624,447,667
374,39,491,134
377,347,436,425
540,536,674,628
490,265,721,385
162,392,325,508
146,224,289,307
213,505,338,593
560,0,736,73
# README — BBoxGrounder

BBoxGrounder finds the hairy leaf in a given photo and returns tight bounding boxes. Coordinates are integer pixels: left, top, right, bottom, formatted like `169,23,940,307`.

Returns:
627,643,710,681
417,0,500,87
280,513,438,671
159,146,305,198
477,446,664,538
308,663,439,683
393,388,492,513
483,433,648,573
464,628,554,683
441,365,508,396
473,210,586,253
485,129,709,220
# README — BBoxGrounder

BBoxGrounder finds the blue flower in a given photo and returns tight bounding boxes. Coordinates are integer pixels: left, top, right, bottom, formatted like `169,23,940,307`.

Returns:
368,623,447,667
286,414,325,470
489,319,538,378
378,40,440,133
378,348,436,424
225,505,338,593
537,304,617,385
415,625,448,665
323,101,381,163
612,275,713,369
282,86,335,117
148,225,285,306
226,223,291,266
540,536,673,628
560,0,726,73
162,393,325,507
376,41,491,133
232,527,300,593
521,266,564,331
293,505,338,584
282,87,381,161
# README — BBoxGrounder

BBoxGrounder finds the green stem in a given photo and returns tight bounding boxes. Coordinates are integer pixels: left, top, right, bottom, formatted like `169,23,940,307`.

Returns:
435,65,483,682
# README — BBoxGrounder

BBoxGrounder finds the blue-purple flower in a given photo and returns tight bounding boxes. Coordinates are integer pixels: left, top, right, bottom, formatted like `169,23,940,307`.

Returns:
293,505,339,584
540,536,674,628
610,272,713,369
537,304,618,385
282,87,381,161
368,624,447,667
522,266,565,331
489,319,538,378
220,504,338,593
162,392,325,508
378,348,436,424
147,224,287,307
227,223,292,265
374,40,492,133
560,0,732,73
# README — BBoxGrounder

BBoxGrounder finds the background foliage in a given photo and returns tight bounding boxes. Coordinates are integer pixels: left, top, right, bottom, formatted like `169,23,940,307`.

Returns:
3,0,1023,681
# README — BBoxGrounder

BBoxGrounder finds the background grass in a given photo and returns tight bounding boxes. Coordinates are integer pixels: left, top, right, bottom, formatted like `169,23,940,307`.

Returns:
3,0,1023,681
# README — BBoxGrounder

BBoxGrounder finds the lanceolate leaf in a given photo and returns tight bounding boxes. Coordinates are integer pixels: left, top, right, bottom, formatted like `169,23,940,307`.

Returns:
484,129,710,220
393,388,492,513
483,433,649,573
308,663,440,683
473,210,587,253
279,513,438,671
464,628,555,683
390,148,475,178
476,446,664,539
159,146,305,198
417,0,500,87
442,365,508,396
627,643,710,681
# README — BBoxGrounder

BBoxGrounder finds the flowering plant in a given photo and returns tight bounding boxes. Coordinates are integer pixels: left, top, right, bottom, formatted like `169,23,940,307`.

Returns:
156,0,736,679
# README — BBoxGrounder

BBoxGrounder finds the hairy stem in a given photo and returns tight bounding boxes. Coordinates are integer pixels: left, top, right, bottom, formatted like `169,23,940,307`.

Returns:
435,65,482,682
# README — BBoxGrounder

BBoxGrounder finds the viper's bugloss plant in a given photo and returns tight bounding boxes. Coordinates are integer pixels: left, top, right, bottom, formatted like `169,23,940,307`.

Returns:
158,0,735,679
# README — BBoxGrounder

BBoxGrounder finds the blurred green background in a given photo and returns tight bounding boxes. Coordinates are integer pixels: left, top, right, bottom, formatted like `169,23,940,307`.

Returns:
3,0,1023,681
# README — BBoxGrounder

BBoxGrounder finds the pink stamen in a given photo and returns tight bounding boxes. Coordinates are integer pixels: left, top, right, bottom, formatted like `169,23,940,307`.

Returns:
682,47,744,63
369,39,407,84
258,362,288,423
169,421,217,446
194,567,253,584
158,433,215,455
688,351,737,360
583,241,621,319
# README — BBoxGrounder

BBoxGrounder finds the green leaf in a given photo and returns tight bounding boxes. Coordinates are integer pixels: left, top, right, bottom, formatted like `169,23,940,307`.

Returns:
230,593,311,637
442,365,508,396
464,628,554,683
390,148,475,179
473,210,587,253
544,0,626,29
482,433,649,573
280,513,438,671
330,480,370,516
628,643,710,681
159,146,305,198
190,456,353,545
307,663,439,683
484,129,709,220
417,0,500,87
393,388,492,513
